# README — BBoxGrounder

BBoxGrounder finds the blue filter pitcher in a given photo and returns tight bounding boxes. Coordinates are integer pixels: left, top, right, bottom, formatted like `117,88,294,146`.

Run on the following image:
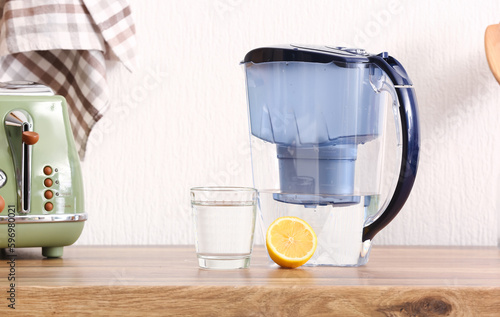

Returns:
242,45,419,266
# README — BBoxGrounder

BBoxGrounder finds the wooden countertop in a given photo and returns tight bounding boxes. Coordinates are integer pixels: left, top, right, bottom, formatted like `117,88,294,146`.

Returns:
1,245,499,316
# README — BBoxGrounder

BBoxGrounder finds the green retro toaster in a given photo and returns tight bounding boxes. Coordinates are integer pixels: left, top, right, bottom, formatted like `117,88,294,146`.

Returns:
0,81,86,258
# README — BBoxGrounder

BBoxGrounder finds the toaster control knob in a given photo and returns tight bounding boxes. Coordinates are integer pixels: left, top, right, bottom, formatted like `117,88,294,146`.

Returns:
44,190,54,199
22,131,39,145
44,202,53,211
0,195,4,213
43,166,53,175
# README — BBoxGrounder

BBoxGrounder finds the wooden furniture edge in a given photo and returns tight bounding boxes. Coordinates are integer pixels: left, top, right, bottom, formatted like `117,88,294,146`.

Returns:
2,285,499,316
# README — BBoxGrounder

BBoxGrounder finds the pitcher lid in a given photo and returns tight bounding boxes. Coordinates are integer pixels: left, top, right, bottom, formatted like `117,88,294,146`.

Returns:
242,44,378,64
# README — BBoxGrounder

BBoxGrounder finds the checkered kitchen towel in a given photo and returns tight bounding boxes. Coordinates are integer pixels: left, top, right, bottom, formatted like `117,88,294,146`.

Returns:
0,0,136,159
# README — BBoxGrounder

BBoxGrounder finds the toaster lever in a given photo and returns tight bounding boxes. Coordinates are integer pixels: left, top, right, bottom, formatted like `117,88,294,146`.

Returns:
5,110,36,214
22,131,39,145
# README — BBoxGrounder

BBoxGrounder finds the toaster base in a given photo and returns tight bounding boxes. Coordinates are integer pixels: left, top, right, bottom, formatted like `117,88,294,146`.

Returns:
0,221,85,258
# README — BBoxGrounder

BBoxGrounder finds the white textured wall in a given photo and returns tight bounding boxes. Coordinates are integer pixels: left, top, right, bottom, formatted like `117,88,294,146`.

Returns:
78,0,500,246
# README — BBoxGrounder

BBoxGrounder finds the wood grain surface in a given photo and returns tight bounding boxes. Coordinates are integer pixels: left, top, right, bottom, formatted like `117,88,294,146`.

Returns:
0,246,499,316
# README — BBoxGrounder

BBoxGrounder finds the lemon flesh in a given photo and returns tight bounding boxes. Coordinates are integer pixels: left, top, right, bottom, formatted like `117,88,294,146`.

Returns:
266,216,317,268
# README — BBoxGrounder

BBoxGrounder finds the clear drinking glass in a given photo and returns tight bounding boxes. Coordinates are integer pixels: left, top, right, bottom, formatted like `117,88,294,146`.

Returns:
191,187,257,269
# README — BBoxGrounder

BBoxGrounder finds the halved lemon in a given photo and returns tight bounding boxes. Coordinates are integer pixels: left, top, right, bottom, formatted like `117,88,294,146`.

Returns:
266,216,317,268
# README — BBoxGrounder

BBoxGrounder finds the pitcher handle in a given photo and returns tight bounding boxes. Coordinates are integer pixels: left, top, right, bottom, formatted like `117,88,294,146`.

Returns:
362,53,420,242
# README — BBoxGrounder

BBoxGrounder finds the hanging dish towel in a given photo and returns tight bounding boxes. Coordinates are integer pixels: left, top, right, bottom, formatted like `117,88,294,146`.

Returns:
0,0,136,158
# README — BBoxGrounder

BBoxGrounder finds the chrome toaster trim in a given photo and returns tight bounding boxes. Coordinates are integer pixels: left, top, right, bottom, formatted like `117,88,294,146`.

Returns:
0,81,54,96
5,109,35,214
0,213,88,224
